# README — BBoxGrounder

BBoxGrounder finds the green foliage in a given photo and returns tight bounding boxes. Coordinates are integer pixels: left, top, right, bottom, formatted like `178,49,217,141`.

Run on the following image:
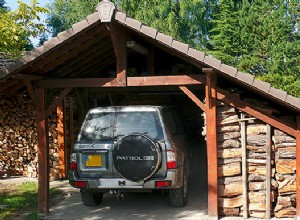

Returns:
0,0,48,59
210,0,300,97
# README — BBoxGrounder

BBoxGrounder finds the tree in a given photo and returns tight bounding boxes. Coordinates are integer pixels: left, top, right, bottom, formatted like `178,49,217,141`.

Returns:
210,0,300,97
0,0,48,59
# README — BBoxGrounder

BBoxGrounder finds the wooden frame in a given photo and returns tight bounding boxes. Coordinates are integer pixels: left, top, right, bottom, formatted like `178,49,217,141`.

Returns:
296,116,300,218
204,69,218,218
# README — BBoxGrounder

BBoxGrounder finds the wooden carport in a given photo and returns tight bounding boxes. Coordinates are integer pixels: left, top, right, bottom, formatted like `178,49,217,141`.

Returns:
0,1,299,218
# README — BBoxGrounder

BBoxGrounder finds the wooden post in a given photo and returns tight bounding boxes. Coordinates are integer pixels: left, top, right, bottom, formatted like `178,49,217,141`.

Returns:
204,69,218,218
296,116,300,219
241,113,248,218
36,87,49,213
69,97,74,150
266,124,272,219
57,105,66,179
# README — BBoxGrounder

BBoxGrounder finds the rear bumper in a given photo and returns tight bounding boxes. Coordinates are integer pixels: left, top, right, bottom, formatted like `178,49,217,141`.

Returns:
69,168,183,190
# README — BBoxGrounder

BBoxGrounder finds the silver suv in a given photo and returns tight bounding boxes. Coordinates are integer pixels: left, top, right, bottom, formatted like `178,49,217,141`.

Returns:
69,106,190,207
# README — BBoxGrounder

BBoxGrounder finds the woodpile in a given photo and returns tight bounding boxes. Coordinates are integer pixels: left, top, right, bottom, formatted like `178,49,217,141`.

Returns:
215,102,243,216
273,129,296,218
0,94,59,180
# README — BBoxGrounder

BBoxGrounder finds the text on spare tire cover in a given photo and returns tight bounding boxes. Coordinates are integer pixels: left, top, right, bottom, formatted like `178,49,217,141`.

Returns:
116,156,155,161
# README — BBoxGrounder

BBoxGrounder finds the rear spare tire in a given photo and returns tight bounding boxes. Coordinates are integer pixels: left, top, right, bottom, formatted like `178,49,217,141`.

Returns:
113,134,161,182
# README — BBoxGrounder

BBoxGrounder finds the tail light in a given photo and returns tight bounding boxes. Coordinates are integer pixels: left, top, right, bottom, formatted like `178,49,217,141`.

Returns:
70,153,77,170
72,181,86,188
167,151,176,169
156,181,172,188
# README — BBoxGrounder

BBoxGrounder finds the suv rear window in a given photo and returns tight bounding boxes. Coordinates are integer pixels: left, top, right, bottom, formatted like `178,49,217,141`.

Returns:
78,111,163,141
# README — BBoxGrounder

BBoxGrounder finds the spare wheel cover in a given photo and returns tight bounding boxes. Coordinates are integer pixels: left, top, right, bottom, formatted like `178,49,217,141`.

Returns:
113,134,161,182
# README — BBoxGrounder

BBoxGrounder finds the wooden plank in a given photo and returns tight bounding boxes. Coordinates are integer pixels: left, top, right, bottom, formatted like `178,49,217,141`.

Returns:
205,69,218,217
36,87,49,213
46,88,73,116
57,105,66,179
23,80,37,105
63,98,69,173
179,86,206,112
296,116,300,218
216,88,297,137
107,22,127,86
37,78,119,88
128,75,206,86
69,97,74,152
241,113,248,218
266,124,272,219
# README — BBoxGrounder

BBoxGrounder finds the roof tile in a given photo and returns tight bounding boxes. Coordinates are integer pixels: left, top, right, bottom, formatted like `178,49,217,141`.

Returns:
57,28,74,42
236,71,254,85
140,25,157,39
187,48,205,62
156,32,173,46
115,11,126,23
87,12,100,25
269,87,287,102
219,64,237,77
43,37,60,51
286,95,300,108
171,40,189,54
204,55,221,69
72,19,89,34
252,78,271,93
125,17,142,31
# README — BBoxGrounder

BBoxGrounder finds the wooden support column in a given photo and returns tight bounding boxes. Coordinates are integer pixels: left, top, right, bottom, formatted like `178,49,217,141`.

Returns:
296,116,300,219
241,113,248,218
36,87,49,213
107,22,127,86
204,68,218,218
57,105,66,179
266,124,272,219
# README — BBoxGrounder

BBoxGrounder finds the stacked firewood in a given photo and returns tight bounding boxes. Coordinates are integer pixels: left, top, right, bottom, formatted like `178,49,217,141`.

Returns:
246,120,275,218
215,102,242,216
273,129,296,218
0,95,59,180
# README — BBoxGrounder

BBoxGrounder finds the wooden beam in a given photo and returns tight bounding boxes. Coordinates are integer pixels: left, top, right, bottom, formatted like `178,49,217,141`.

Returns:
23,80,37,105
266,124,272,219
178,86,206,112
69,97,74,151
128,75,206,87
46,88,73,117
296,116,300,218
216,88,297,137
107,22,127,86
57,105,66,179
205,69,218,218
36,87,49,213
38,78,119,88
241,113,248,218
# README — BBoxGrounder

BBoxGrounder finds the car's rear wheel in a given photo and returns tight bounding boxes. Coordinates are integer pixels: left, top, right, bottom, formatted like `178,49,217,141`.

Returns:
169,168,188,207
80,190,103,206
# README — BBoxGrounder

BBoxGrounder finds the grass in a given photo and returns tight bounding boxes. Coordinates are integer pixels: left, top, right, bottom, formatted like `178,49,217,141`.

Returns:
0,181,61,220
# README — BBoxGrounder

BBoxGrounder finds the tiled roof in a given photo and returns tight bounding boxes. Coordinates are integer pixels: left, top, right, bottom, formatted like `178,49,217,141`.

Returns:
1,5,299,111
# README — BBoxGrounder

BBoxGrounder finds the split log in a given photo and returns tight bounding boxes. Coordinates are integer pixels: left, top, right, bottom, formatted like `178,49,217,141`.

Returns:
247,166,275,177
218,176,242,185
277,176,296,195
272,135,296,144
218,183,242,197
218,195,243,208
248,191,275,203
276,147,296,159
217,132,240,141
218,208,240,216
218,157,241,165
246,124,266,135
218,162,241,177
218,139,240,148
247,134,266,146
276,159,296,174
218,148,242,159
274,207,296,218
217,125,240,133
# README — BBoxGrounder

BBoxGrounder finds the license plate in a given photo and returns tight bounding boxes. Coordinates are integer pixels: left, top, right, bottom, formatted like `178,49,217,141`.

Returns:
86,154,102,167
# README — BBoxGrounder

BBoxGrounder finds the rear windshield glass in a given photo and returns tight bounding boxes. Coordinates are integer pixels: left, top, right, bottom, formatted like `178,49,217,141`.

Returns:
78,111,163,141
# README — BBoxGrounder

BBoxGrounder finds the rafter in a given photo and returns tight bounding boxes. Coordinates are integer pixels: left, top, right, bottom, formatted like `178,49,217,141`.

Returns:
46,88,73,116
216,88,297,137
179,86,206,112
